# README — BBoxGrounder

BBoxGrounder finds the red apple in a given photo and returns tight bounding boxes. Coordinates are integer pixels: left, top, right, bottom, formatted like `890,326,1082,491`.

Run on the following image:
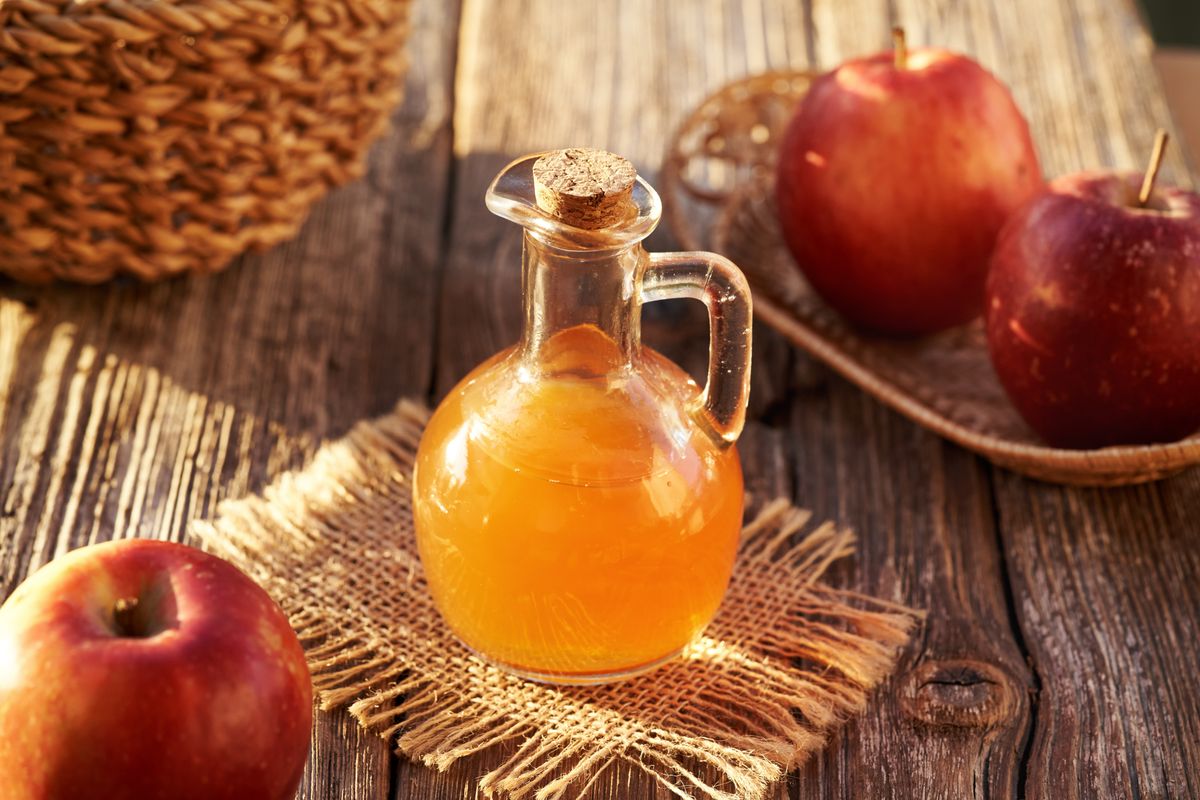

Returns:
0,539,313,800
776,42,1043,334
986,171,1200,448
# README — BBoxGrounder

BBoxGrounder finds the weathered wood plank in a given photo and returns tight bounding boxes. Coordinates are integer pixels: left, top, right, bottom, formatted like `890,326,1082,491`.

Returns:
0,0,459,796
994,472,1200,800
786,377,1034,800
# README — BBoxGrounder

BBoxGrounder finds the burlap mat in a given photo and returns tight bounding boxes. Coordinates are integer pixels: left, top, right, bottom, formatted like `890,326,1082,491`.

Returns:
193,401,920,799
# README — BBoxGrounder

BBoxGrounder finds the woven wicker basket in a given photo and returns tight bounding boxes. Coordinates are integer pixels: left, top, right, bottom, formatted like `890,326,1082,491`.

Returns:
0,0,411,283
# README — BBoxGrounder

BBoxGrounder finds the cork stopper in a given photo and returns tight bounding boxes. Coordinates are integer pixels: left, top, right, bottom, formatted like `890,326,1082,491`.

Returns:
532,148,637,230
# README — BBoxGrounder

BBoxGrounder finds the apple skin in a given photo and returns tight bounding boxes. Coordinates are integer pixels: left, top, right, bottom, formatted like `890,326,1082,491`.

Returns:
986,171,1200,448
0,539,313,800
776,48,1043,335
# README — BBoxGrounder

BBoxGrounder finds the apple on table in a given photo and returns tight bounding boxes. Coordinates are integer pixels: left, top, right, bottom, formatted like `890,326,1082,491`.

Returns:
776,28,1043,335
0,539,313,800
986,131,1200,448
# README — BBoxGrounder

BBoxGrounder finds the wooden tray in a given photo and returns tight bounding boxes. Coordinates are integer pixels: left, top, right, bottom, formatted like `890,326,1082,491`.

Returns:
662,70,1200,486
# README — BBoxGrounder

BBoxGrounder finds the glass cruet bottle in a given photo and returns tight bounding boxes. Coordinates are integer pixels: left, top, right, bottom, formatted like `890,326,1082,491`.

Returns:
412,148,753,685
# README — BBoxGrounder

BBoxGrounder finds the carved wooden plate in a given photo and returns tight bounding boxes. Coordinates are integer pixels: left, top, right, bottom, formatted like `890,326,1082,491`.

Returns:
662,70,1200,486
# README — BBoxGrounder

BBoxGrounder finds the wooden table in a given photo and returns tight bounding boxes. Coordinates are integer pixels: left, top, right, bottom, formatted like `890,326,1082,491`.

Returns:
2,0,1197,797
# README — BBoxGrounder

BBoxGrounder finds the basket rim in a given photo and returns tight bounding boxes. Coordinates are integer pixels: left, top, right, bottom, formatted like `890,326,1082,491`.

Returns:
0,0,408,42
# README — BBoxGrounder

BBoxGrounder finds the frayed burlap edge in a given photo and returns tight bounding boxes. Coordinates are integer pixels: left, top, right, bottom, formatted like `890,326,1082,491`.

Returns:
193,400,921,800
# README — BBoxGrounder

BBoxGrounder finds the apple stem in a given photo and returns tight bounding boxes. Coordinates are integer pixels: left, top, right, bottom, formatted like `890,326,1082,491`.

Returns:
113,596,141,637
1138,128,1169,207
893,26,907,70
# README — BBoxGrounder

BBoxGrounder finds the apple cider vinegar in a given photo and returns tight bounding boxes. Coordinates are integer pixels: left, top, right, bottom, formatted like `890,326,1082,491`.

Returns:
414,327,743,680
412,149,753,684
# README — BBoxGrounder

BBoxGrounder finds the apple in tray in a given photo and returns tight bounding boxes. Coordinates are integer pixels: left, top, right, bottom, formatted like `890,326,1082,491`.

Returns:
776,29,1043,335
0,539,313,800
987,132,1200,449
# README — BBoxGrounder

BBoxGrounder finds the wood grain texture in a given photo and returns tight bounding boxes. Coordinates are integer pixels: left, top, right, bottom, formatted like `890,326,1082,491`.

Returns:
994,471,1200,799
0,0,458,795
783,366,1034,800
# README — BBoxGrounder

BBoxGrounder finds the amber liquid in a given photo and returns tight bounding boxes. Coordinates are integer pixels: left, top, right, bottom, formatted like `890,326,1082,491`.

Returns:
413,326,743,681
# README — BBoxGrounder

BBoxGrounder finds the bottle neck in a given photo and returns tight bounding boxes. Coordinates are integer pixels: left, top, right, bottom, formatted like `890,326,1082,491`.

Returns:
519,232,644,375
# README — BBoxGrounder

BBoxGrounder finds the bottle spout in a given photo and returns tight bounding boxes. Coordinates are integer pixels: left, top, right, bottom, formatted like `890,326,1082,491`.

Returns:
486,149,662,250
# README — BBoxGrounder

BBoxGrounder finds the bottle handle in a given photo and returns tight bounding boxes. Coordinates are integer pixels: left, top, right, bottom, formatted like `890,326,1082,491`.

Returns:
642,251,753,448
